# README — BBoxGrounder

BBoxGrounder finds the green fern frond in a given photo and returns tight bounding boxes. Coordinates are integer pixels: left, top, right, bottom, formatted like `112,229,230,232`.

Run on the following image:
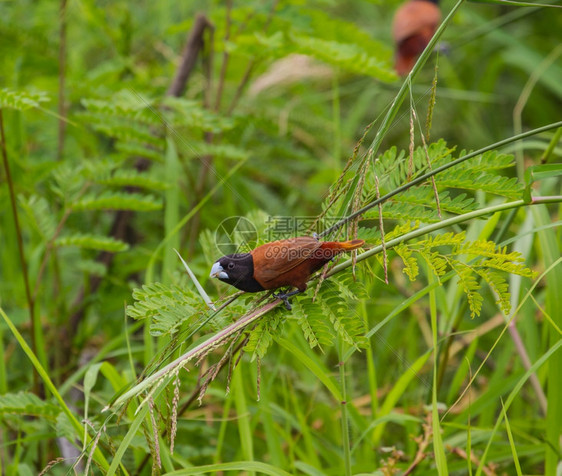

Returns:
383,221,421,242
435,149,515,172
81,90,162,126
72,191,162,211
365,201,440,223
398,189,478,215
394,244,420,281
85,117,164,147
336,269,369,300
18,195,56,240
292,35,395,82
454,263,483,318
478,256,536,278
420,231,467,249
245,313,283,359
417,249,448,278
435,169,522,199
293,297,336,350
161,97,235,133
474,268,511,315
96,170,170,191
454,240,534,279
289,7,392,59
126,283,204,337
54,233,129,252
319,286,363,348
0,392,59,419
115,141,165,162
184,142,249,161
373,140,455,191
50,163,87,202
0,88,50,110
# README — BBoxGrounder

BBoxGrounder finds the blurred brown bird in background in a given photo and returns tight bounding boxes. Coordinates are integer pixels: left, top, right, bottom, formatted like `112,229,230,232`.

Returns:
392,0,441,76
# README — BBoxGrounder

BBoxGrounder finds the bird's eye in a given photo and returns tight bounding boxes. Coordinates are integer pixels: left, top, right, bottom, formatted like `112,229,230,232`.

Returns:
228,262,235,270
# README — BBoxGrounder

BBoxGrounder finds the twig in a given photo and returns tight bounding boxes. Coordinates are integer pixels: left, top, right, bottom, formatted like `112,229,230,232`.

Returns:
167,14,213,98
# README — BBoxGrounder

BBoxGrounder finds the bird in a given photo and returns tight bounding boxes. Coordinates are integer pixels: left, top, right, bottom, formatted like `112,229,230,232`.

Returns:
210,236,365,309
392,0,441,76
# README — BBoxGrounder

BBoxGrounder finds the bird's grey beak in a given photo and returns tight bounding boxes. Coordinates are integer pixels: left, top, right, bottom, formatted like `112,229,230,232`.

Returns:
210,262,229,279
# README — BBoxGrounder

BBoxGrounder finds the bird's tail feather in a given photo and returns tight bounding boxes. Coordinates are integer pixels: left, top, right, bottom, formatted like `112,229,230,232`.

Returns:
322,239,364,251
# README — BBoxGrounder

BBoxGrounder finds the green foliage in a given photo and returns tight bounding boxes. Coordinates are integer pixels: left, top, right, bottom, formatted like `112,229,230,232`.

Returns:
95,169,170,191
0,88,50,110
54,233,129,252
1,0,560,474
245,312,284,359
126,283,206,336
392,231,535,318
71,191,163,211
358,140,522,224
0,392,59,420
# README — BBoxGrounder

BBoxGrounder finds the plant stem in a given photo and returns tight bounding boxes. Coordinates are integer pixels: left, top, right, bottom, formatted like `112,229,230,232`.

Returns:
0,306,110,470
110,196,561,412
541,126,562,164
327,196,562,277
321,0,466,238
321,120,562,238
0,109,40,394
56,0,67,161
339,338,352,476
107,300,281,410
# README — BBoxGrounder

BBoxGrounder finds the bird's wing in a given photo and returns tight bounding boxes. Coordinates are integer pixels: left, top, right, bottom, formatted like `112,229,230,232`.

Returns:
252,237,321,283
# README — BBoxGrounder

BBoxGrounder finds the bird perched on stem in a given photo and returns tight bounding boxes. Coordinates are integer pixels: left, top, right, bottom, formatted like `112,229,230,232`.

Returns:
210,236,364,309
392,0,441,76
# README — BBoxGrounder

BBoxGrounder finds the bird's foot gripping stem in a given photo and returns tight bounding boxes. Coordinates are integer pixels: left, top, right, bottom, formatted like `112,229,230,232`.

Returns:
274,289,302,311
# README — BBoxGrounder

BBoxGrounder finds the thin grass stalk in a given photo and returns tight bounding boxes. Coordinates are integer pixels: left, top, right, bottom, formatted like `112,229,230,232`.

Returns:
362,300,378,419
110,196,561,413
0,109,42,394
428,270,448,474
474,339,562,476
107,300,280,410
327,196,562,277
532,205,562,475
232,365,255,475
540,126,562,163
333,72,342,179
501,398,523,476
338,337,352,476
513,44,562,177
321,120,562,238
0,307,110,471
56,0,67,161
320,0,466,238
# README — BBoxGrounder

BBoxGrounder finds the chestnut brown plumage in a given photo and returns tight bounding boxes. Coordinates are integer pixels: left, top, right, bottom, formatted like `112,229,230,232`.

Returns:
210,236,364,309
392,0,441,76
